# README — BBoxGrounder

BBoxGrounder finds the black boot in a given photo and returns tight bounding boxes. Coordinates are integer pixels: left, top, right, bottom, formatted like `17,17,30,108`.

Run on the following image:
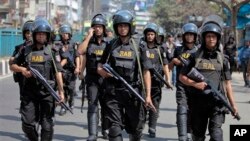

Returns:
22,123,38,141
41,129,53,141
177,105,188,141
87,112,98,141
148,109,157,138
102,129,108,139
148,128,156,138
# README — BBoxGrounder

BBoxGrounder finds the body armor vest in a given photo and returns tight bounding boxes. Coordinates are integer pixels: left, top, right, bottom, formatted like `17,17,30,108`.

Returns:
25,45,54,82
110,40,138,82
147,45,163,85
86,40,106,74
63,40,77,70
176,45,198,78
195,50,223,89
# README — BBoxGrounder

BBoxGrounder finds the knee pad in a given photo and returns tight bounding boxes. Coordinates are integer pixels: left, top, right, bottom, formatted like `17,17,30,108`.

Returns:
22,122,38,141
209,128,223,141
177,105,187,114
109,126,122,137
41,118,54,132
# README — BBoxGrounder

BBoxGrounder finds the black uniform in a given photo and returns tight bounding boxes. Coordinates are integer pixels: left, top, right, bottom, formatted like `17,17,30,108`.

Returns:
12,40,32,100
85,37,108,139
174,45,197,141
224,41,236,74
100,37,152,141
180,48,231,141
140,41,169,136
61,40,79,109
13,44,63,141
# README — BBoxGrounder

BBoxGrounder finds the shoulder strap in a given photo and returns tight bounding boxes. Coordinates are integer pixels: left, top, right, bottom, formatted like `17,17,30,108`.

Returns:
194,48,204,68
106,38,119,63
131,38,145,93
48,44,59,73
156,45,164,67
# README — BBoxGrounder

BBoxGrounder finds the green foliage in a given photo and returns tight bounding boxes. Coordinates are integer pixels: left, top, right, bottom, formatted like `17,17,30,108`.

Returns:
151,0,221,32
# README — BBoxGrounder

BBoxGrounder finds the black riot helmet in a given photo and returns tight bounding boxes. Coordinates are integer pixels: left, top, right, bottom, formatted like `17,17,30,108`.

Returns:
182,23,198,43
143,23,158,42
91,14,107,37
182,23,198,35
32,18,52,43
91,14,107,27
113,10,135,36
22,20,33,40
157,26,166,43
143,23,158,35
158,27,165,37
201,21,222,48
58,24,72,40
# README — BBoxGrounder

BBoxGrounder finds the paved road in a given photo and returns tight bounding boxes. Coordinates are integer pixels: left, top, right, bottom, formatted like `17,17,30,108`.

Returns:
0,72,249,141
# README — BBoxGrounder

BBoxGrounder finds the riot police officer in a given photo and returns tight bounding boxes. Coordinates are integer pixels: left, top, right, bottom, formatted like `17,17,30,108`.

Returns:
97,10,155,141
169,23,198,141
9,20,33,100
58,24,80,115
140,23,171,138
179,21,238,141
77,13,109,141
157,26,166,45
224,36,237,74
10,18,64,141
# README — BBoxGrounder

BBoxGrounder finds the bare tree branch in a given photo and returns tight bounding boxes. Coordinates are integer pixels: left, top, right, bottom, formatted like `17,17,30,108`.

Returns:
207,0,232,12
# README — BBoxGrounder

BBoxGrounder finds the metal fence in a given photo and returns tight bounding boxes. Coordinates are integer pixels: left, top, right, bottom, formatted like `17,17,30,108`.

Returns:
0,28,84,58
0,28,23,57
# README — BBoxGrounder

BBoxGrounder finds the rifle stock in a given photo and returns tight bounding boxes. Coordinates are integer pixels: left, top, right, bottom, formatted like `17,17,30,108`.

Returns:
29,67,73,114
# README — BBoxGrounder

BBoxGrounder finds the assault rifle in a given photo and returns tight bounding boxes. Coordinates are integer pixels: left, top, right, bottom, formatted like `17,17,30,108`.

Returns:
29,67,73,114
151,68,173,90
186,67,241,120
103,63,145,103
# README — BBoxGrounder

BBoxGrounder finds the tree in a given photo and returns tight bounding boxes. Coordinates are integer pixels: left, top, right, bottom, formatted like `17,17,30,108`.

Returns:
151,0,220,32
207,0,250,45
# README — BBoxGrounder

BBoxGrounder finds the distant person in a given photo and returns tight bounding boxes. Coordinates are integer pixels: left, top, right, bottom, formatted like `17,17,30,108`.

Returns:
106,27,114,40
238,40,250,87
224,36,237,74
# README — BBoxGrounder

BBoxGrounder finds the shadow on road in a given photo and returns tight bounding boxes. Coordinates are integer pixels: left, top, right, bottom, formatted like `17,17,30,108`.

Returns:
0,115,20,121
159,107,176,112
141,133,178,141
0,131,26,140
55,120,87,129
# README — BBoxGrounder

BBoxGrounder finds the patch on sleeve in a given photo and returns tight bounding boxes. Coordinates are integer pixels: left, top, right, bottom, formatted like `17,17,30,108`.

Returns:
146,50,150,58
55,55,61,62
227,61,230,70
163,52,167,58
